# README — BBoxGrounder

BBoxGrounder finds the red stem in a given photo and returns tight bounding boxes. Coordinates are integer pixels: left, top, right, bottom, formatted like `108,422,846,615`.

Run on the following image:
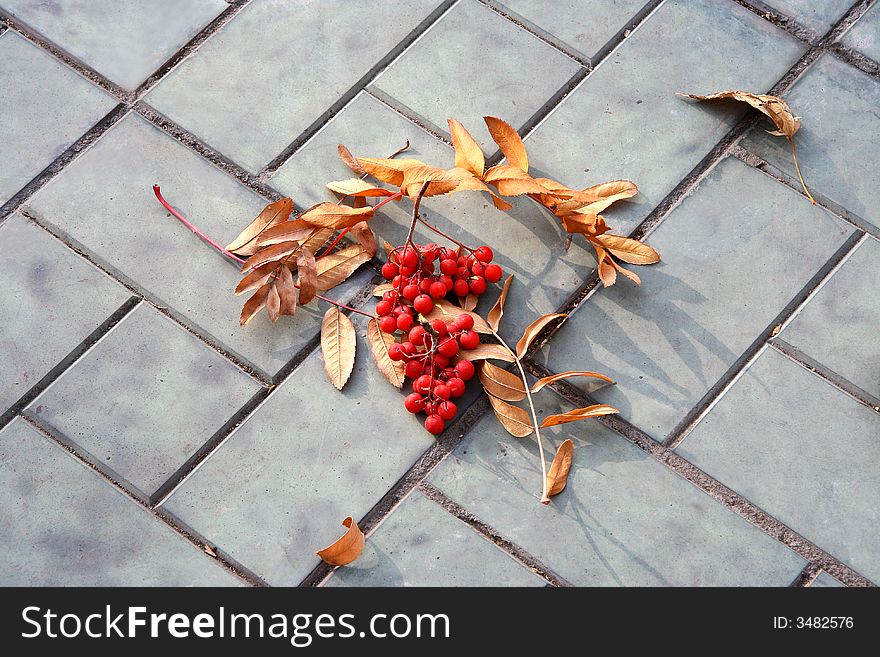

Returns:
319,226,352,257
372,190,403,212
152,185,376,319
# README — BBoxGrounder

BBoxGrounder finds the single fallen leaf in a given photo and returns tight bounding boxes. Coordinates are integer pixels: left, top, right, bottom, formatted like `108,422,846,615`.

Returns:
487,393,533,437
484,116,528,172
591,234,660,265
300,202,374,230
530,370,615,393
367,318,405,388
240,281,271,326
315,244,371,291
458,343,515,363
448,118,485,178
771,323,782,337
326,178,395,197
515,313,566,359
610,256,641,285
349,221,377,257
321,307,356,390
297,248,317,304
483,165,547,196
357,157,428,186
478,361,526,401
338,144,367,175
203,544,217,557
540,404,618,428
315,516,365,566
226,197,293,256
420,299,491,334
487,274,513,331
546,439,574,497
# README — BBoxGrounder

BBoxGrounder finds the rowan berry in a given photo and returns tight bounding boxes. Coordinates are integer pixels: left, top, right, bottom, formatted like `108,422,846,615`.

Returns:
469,276,487,295
430,318,449,336
429,281,447,299
433,383,451,400
404,360,424,379
474,245,493,263
396,313,414,331
433,354,450,369
409,325,427,346
379,316,397,333
388,343,405,361
453,279,470,297
413,294,434,314
454,359,475,381
375,300,392,316
437,400,457,420
402,284,420,301
381,262,399,280
404,393,425,414
440,258,458,276
419,278,433,293
438,337,459,358
458,329,480,350
455,314,474,331
413,375,433,395
424,414,445,435
400,248,419,269
484,263,503,283
446,377,466,398
383,290,399,303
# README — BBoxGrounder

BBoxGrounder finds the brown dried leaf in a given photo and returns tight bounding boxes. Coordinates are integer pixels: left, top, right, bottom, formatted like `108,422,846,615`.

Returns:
531,370,614,393
591,234,660,265
266,283,281,322
487,393,533,437
241,240,300,273
595,245,617,287
581,179,639,203
338,144,366,175
240,282,271,326
357,157,428,186
478,361,526,401
300,202,374,230
301,227,335,255
515,313,566,359
383,241,394,259
315,244,371,291
321,307,356,390
297,248,317,304
459,292,479,311
677,90,800,138
315,516,365,566
367,318,405,388
254,219,315,247
448,118,485,178
399,165,460,199
420,299,491,334
349,221,378,257
546,439,574,497
540,404,618,428
459,343,515,363
226,197,293,256
235,261,278,296
483,165,548,196
326,178,395,197
487,274,513,332
610,257,641,285
276,264,298,316
484,116,528,172
373,282,394,297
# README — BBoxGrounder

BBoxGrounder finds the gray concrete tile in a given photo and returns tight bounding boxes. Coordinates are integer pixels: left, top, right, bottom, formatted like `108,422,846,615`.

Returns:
0,0,228,89
523,0,806,235
842,2,880,62
0,418,242,586
676,348,880,584
0,213,130,415
491,0,651,61
780,237,880,399
0,32,115,205
27,303,261,498
25,114,370,378
273,91,600,346
162,312,436,585
812,571,845,587
741,54,880,231
762,0,851,34
325,490,545,586
539,157,852,440
145,0,446,172
428,392,806,585
373,0,582,150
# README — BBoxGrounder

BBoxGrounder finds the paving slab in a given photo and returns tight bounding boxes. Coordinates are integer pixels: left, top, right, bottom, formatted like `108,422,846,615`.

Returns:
0,31,115,205
523,0,806,235
841,2,880,62
780,236,880,399
0,0,227,89
326,490,545,586
428,391,805,585
676,348,880,584
0,418,242,586
161,312,436,585
812,571,845,587
538,156,851,440
741,54,880,231
273,91,601,347
0,213,130,416
25,113,370,379
372,0,582,149
762,0,851,34
145,0,446,172
26,303,261,499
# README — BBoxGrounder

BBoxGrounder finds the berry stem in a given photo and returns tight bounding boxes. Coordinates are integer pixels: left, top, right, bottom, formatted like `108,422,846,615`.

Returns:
318,226,352,256
416,213,475,253
372,190,403,213
152,185,376,319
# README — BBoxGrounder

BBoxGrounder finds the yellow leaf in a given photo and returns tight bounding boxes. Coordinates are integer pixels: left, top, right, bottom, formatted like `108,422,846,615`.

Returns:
448,118,485,178
484,116,528,172
226,197,293,256
478,361,526,401
300,202,374,230
483,165,548,196
458,343,515,363
487,274,513,332
515,313,566,359
540,404,618,428
399,165,460,199
420,299,491,334
367,318,405,388
321,307,356,390
531,370,614,393
487,393,533,437
591,234,660,265
326,178,395,197
546,439,574,497
315,244,371,291
315,516,365,566
357,157,428,186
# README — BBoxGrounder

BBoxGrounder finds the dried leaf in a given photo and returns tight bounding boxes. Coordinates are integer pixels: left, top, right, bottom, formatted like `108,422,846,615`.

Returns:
241,240,300,273
254,219,315,247
203,544,217,557
420,299,491,334
316,516,365,566
373,282,394,297
540,404,618,428
326,178,395,197
300,203,374,230
276,264,298,316
581,179,639,204
399,165,460,199
610,257,641,285
349,221,377,257
321,307,356,390
235,261,278,296
484,116,528,172
226,197,293,256
301,227,336,255
591,234,660,265
478,361,526,401
315,244,371,291
338,144,366,175
546,439,573,497
487,393,533,437
448,118,485,178
531,370,614,393
483,165,547,196
487,274,513,331
383,241,394,259
367,318,405,388
459,292,479,311
595,245,617,287
297,248,317,304
240,282,271,326
515,313,566,359
266,283,281,322
677,90,800,138
357,157,428,186
459,343,515,363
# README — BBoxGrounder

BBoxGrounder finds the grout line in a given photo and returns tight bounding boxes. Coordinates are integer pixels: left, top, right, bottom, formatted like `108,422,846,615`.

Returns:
768,339,880,414
363,87,453,146
0,296,141,431
258,0,460,178
728,0,821,44
418,481,572,586
791,562,822,587
524,360,873,587
664,231,865,449
829,43,880,80
17,412,267,587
